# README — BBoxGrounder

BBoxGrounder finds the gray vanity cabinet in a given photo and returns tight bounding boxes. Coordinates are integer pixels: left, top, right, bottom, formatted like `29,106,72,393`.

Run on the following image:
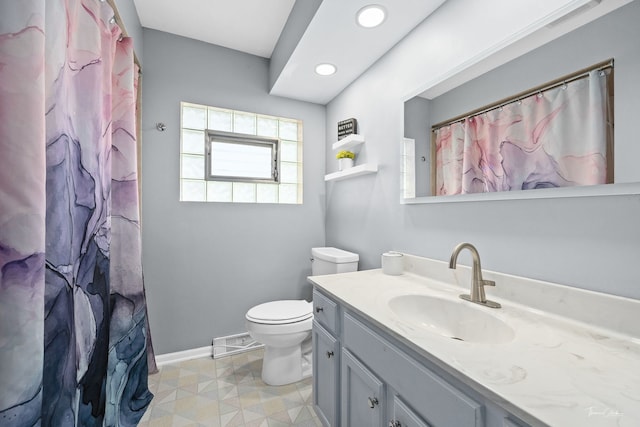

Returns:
341,349,385,427
312,288,534,427
312,290,341,427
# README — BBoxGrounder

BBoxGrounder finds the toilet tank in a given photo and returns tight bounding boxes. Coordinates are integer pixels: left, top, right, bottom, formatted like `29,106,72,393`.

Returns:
311,247,359,275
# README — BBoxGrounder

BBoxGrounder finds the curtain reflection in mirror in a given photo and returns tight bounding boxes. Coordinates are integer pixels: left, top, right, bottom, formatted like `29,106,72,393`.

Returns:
433,68,613,196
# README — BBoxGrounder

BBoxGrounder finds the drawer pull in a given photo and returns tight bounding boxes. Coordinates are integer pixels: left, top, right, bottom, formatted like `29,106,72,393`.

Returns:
389,421,401,427
315,306,324,313
368,397,379,409
326,351,334,358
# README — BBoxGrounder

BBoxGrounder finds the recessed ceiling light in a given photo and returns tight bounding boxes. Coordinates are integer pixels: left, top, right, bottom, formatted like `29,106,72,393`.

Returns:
357,5,387,28
315,63,337,76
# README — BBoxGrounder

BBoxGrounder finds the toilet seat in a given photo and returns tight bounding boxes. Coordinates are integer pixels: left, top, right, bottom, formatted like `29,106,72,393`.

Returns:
246,300,312,325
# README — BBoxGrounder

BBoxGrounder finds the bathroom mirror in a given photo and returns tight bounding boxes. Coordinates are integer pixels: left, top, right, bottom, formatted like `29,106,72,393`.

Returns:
402,1,640,204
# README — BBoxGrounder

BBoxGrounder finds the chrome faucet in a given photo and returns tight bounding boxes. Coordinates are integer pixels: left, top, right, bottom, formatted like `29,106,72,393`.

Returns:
449,243,501,308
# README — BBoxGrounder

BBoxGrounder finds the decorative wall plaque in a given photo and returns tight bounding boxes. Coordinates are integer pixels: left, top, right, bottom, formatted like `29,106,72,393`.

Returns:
338,118,358,140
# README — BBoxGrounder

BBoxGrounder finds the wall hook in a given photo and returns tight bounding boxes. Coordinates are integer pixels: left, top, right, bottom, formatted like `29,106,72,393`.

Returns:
156,122,167,132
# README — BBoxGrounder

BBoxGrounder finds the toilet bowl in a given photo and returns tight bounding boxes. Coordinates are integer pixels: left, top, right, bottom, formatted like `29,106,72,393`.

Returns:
245,247,358,386
245,300,313,386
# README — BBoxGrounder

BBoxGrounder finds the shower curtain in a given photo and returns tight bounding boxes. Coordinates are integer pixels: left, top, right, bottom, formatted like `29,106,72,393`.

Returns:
434,70,610,195
0,1,155,425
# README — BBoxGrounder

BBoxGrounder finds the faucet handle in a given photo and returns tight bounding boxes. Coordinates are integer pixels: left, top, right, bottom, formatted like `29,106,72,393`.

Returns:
482,279,495,287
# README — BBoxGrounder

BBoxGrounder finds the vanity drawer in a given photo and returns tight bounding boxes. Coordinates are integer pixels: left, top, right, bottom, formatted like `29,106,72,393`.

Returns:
343,312,483,427
313,289,338,334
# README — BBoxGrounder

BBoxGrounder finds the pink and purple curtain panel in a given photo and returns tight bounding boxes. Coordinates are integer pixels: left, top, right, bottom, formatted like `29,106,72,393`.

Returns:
435,70,610,195
0,1,155,425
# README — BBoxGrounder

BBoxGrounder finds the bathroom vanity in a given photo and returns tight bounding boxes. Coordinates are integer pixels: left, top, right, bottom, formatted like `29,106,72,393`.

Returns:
308,254,640,427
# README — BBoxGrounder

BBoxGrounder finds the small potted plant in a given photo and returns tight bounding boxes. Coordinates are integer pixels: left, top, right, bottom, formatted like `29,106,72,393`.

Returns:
336,150,355,171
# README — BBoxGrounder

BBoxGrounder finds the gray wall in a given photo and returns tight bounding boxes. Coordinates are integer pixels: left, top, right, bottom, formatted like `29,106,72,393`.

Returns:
326,2,640,300
113,0,143,64
141,29,326,354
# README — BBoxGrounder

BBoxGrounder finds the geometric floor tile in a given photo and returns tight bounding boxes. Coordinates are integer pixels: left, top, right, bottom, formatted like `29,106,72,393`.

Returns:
139,348,323,427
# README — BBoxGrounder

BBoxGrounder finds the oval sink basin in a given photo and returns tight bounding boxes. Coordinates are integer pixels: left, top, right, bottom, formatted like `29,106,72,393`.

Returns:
388,295,514,344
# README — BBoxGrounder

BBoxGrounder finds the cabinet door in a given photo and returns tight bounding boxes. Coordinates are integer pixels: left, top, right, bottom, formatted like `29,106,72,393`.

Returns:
312,321,339,427
341,349,385,427
390,395,431,427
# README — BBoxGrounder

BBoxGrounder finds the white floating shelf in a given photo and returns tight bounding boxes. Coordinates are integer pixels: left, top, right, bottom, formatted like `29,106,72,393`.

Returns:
324,163,378,182
332,134,365,152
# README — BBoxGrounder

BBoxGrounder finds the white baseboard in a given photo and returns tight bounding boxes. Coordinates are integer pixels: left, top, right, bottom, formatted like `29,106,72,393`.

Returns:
154,345,212,367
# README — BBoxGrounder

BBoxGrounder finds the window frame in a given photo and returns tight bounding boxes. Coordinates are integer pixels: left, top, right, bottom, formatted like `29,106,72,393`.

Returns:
205,129,280,184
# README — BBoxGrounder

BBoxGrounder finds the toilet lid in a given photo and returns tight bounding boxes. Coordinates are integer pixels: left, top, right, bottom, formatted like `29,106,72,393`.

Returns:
246,300,312,324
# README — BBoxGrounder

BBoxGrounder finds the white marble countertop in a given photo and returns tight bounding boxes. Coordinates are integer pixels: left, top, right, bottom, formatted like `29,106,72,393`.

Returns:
308,254,640,427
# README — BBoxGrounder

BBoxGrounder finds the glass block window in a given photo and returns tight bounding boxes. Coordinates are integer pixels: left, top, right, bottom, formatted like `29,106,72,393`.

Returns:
180,102,303,204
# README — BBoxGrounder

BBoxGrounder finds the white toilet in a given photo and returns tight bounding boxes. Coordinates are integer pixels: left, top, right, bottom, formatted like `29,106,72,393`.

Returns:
245,247,359,386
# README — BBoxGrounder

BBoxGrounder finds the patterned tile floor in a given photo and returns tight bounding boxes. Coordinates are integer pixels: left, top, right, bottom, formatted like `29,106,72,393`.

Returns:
139,348,322,427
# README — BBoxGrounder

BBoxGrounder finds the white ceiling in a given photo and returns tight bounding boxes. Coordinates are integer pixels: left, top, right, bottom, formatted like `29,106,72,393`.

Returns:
132,0,627,105
269,0,447,104
133,0,296,58
133,0,447,104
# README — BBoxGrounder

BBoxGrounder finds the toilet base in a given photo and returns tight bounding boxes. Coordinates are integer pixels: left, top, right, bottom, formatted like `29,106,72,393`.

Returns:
261,338,312,386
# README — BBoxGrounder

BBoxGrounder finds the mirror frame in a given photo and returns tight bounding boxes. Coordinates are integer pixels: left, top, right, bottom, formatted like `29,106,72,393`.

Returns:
401,183,640,205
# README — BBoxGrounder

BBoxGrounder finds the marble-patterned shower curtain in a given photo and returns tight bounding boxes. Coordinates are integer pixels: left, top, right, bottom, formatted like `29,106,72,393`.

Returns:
0,1,154,425
435,70,609,195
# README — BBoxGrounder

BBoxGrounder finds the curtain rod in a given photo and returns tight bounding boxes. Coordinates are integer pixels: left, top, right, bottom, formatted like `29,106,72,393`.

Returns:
105,0,142,72
431,58,613,132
